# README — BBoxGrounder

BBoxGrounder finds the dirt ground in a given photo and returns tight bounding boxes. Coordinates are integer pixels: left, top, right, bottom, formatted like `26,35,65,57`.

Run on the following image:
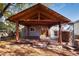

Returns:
0,40,78,56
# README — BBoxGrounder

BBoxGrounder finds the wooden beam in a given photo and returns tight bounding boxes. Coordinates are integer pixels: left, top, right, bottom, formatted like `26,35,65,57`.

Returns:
40,5,70,22
16,21,20,42
27,26,29,39
19,20,60,26
38,12,40,20
9,5,39,20
40,11,57,20
11,10,38,21
19,19,60,22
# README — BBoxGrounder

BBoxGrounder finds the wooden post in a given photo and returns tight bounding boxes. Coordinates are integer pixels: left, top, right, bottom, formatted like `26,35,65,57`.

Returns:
24,26,27,39
58,23,62,45
27,26,29,39
16,21,20,42
72,23,75,46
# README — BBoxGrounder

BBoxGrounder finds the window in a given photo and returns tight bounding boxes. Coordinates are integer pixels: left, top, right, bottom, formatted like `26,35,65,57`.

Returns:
30,27,35,31
54,31,58,36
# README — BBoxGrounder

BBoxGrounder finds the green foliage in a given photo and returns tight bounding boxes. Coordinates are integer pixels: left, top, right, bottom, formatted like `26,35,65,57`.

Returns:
0,4,5,11
0,3,33,32
0,3,33,18
0,22,6,30
5,21,16,32
3,11,12,18
0,21,16,32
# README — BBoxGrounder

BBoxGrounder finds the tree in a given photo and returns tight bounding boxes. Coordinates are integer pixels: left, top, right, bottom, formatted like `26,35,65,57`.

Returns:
0,3,34,32
0,22,6,30
0,3,11,18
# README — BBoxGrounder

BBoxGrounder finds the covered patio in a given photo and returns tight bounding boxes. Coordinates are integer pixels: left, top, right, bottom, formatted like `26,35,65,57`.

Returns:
8,3,71,45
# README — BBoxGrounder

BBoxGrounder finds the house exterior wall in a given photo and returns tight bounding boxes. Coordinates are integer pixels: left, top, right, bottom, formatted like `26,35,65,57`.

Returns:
49,26,59,36
74,23,79,35
28,26,40,36
25,26,41,39
23,26,58,39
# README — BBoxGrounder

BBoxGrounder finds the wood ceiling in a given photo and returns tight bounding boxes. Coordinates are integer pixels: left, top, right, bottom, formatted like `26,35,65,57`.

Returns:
8,3,71,26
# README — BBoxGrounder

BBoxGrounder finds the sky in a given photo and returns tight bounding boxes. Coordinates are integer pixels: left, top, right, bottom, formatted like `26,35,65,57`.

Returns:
49,3,79,22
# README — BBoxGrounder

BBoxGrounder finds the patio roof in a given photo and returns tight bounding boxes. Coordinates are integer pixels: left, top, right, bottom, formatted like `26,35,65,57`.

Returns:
8,3,71,26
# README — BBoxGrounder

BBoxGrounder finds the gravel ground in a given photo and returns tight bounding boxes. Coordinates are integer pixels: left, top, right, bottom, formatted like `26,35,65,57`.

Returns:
0,40,78,56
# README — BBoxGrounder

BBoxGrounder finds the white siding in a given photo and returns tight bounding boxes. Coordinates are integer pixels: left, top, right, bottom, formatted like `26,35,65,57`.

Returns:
74,23,79,35
49,26,58,38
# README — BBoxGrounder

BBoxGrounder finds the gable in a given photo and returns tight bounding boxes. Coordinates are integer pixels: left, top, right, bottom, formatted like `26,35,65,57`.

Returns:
8,3,71,26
